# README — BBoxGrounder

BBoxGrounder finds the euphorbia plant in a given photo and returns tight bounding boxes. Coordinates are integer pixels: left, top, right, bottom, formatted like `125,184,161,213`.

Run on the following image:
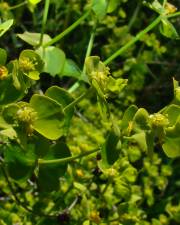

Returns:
0,0,180,223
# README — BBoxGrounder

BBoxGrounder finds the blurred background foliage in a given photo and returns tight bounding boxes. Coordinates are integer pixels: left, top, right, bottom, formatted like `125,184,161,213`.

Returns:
0,0,180,224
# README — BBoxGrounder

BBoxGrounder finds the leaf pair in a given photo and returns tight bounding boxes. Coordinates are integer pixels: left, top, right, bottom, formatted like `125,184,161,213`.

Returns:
145,0,179,39
17,32,83,80
2,86,74,141
4,141,71,192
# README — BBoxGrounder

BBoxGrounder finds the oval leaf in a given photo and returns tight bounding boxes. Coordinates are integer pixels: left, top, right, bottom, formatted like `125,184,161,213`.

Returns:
30,94,65,140
0,19,13,37
36,46,66,76
17,32,51,46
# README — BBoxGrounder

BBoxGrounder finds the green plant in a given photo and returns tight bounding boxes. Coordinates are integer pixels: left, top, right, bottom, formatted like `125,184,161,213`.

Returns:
0,0,180,224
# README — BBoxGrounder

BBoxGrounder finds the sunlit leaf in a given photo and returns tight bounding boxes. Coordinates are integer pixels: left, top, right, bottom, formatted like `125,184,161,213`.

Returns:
92,0,108,19
162,116,180,158
0,19,13,37
45,86,74,134
36,46,66,76
160,19,179,39
30,94,65,140
0,48,7,65
17,32,51,46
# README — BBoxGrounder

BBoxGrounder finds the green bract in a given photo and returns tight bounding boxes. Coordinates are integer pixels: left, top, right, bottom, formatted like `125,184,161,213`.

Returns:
19,50,44,80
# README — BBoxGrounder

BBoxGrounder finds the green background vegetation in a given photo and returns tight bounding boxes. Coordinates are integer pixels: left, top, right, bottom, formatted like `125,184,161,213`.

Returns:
0,0,180,224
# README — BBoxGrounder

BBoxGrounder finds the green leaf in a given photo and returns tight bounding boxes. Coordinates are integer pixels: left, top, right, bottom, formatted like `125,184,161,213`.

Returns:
173,78,179,89
59,59,82,80
107,0,119,13
45,86,74,134
107,76,127,94
9,60,31,91
101,128,120,168
146,131,154,159
0,127,17,140
19,50,44,80
38,141,71,192
36,46,66,76
28,0,42,12
151,0,165,14
0,48,7,65
145,0,165,14
17,32,51,46
4,144,36,182
0,76,26,106
30,94,65,140
133,108,150,132
163,104,180,126
173,80,180,105
28,0,41,5
160,19,179,39
162,116,180,158
97,95,110,121
34,135,50,158
0,116,11,129
121,105,138,133
0,19,13,37
2,103,19,124
92,0,108,19
129,132,147,151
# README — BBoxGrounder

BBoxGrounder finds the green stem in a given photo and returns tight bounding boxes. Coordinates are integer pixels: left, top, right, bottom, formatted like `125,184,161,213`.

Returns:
64,87,92,112
68,21,97,93
38,148,100,165
104,16,162,65
8,1,27,10
167,11,180,18
43,10,90,47
68,82,80,93
39,0,50,46
128,1,141,30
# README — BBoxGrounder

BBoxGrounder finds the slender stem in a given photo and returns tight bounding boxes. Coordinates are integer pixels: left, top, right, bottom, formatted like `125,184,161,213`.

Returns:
38,148,100,165
68,82,80,93
167,11,180,18
82,22,97,74
104,16,162,65
8,1,27,10
39,0,50,46
128,1,141,30
43,10,90,47
68,21,97,93
64,87,92,112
